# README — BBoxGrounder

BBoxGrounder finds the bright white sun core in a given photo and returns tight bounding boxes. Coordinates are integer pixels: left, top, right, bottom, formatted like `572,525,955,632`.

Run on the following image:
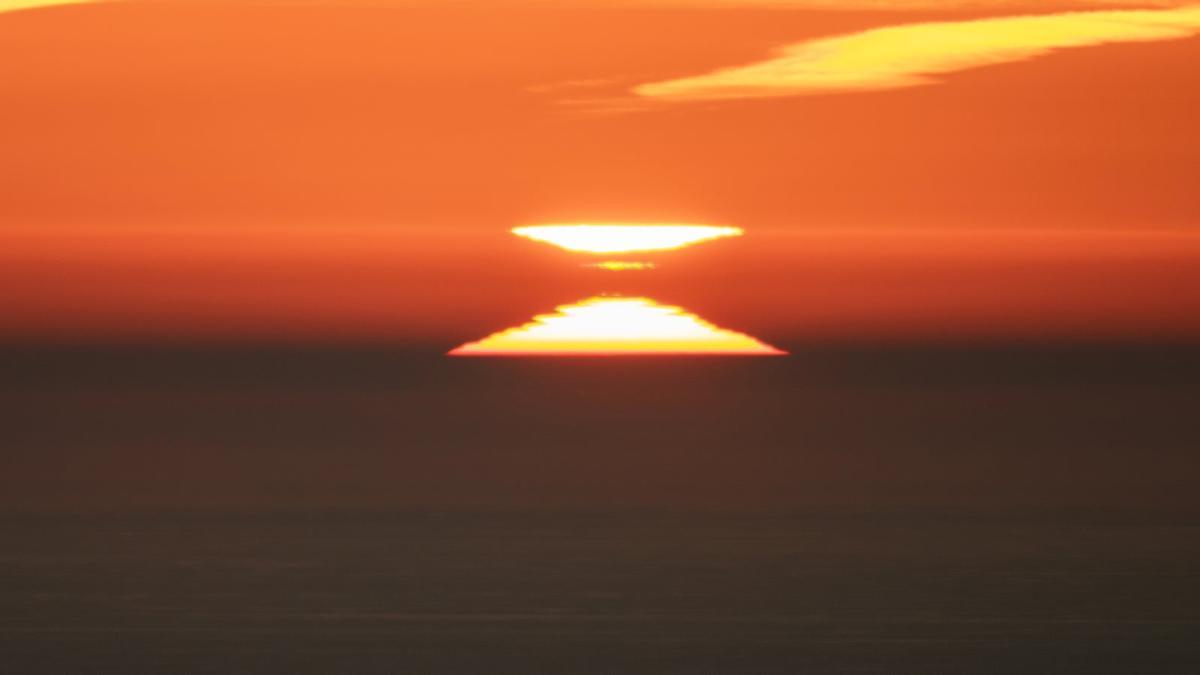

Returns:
449,296,784,356
512,224,742,254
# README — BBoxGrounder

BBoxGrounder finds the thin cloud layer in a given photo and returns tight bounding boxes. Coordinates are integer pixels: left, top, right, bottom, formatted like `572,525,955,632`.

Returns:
635,5,1200,101
0,0,89,13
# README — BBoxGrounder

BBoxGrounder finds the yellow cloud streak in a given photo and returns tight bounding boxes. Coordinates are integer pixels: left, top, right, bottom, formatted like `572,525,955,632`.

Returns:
0,0,91,14
635,5,1200,101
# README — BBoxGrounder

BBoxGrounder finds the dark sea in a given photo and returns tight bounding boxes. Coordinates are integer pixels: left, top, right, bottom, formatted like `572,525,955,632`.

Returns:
3,345,1199,672
2,510,1199,674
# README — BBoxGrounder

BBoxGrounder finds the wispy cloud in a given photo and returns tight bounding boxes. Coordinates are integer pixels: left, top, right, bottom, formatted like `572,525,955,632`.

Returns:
0,0,90,13
525,77,627,95
634,4,1200,101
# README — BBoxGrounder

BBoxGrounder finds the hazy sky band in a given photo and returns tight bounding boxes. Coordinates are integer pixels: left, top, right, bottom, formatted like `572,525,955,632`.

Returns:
5,0,1195,13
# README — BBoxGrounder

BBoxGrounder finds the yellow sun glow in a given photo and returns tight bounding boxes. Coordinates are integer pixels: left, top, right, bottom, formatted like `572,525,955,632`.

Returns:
512,225,742,254
586,261,656,271
449,296,785,356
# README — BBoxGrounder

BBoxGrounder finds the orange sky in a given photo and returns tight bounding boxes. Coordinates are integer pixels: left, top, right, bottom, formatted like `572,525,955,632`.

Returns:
2,1,1199,344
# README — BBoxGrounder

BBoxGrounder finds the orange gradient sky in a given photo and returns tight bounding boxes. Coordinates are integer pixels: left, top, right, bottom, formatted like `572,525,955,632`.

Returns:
1,1,1198,345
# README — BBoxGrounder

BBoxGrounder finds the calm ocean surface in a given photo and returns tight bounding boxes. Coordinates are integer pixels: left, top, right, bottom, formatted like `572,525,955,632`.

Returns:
2,510,1198,674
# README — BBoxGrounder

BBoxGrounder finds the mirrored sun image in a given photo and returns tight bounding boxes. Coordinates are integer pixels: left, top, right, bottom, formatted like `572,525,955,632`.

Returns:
449,296,785,357
585,261,656,271
512,224,742,254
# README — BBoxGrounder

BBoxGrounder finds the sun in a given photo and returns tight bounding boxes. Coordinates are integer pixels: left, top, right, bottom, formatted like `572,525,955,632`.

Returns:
449,296,785,356
512,224,742,254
